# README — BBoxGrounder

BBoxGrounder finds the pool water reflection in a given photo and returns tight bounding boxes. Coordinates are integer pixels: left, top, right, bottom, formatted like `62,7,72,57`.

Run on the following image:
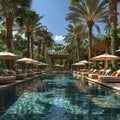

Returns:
0,73,120,120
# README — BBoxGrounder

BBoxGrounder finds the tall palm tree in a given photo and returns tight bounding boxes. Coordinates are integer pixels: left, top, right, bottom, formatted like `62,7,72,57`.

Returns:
67,0,109,63
0,0,32,52
70,0,79,5
109,0,118,28
40,30,53,62
35,28,53,62
17,10,43,58
64,24,86,61
109,0,119,70
64,42,77,62
30,19,44,59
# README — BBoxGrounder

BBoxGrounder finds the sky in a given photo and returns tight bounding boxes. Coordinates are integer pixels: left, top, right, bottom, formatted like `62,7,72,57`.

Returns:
31,0,70,44
31,0,120,44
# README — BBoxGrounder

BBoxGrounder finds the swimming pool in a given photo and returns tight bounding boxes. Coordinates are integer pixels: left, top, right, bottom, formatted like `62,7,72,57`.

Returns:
0,72,120,120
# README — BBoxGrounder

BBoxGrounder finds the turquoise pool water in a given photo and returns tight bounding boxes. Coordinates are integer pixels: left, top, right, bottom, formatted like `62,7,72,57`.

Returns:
0,72,120,120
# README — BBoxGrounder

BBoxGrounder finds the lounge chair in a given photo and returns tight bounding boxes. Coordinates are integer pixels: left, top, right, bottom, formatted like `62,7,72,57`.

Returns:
27,69,36,77
16,74,27,80
0,70,16,84
15,69,27,80
81,69,97,77
0,76,16,84
88,69,112,79
88,69,105,79
98,70,120,83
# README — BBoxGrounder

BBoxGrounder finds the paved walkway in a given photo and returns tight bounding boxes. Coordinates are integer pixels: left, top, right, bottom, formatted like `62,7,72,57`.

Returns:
73,73,120,96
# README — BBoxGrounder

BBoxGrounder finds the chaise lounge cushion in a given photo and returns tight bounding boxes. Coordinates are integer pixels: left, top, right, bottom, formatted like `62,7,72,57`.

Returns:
89,69,112,79
98,76,120,83
98,70,120,83
0,75,16,84
16,74,27,80
88,69,105,79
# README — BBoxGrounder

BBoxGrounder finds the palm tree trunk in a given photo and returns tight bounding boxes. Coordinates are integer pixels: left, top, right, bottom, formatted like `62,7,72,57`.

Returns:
26,32,31,58
31,35,34,59
6,15,13,69
77,38,81,61
109,0,117,28
42,44,45,56
6,15,13,52
109,0,118,70
45,47,49,63
88,26,93,61
87,21,94,64
38,40,41,59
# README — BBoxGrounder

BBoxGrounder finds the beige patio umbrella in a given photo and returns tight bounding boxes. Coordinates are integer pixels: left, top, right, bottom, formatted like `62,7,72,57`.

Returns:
0,51,19,59
78,60,92,69
16,57,35,64
16,57,37,70
79,60,92,64
0,51,20,69
79,60,89,63
90,53,120,68
72,62,85,66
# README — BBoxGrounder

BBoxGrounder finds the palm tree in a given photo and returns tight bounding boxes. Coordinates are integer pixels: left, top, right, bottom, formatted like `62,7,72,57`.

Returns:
0,0,32,52
17,10,43,58
40,30,53,63
109,0,119,70
67,0,109,63
104,17,111,38
70,0,79,5
35,28,53,62
13,34,27,56
64,42,77,62
64,24,86,61
30,18,44,59
109,0,118,28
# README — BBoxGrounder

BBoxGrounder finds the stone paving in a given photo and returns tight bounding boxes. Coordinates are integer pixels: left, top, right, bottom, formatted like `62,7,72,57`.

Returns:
73,73,120,95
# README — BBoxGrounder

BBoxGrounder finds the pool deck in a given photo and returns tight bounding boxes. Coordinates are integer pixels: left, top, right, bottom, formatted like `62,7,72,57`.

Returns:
73,73,120,95
0,74,40,90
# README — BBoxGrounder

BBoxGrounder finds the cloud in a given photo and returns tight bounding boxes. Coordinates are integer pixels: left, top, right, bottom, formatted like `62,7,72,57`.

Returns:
54,35,65,41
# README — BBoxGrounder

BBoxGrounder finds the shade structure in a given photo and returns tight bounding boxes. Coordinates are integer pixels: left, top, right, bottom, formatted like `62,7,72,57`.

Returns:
79,60,92,64
0,51,20,69
90,53,120,68
0,51,19,59
91,53,120,61
72,62,85,66
16,57,35,64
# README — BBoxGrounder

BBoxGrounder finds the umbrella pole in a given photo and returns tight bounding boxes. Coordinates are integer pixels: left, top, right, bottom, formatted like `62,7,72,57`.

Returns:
105,60,109,69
